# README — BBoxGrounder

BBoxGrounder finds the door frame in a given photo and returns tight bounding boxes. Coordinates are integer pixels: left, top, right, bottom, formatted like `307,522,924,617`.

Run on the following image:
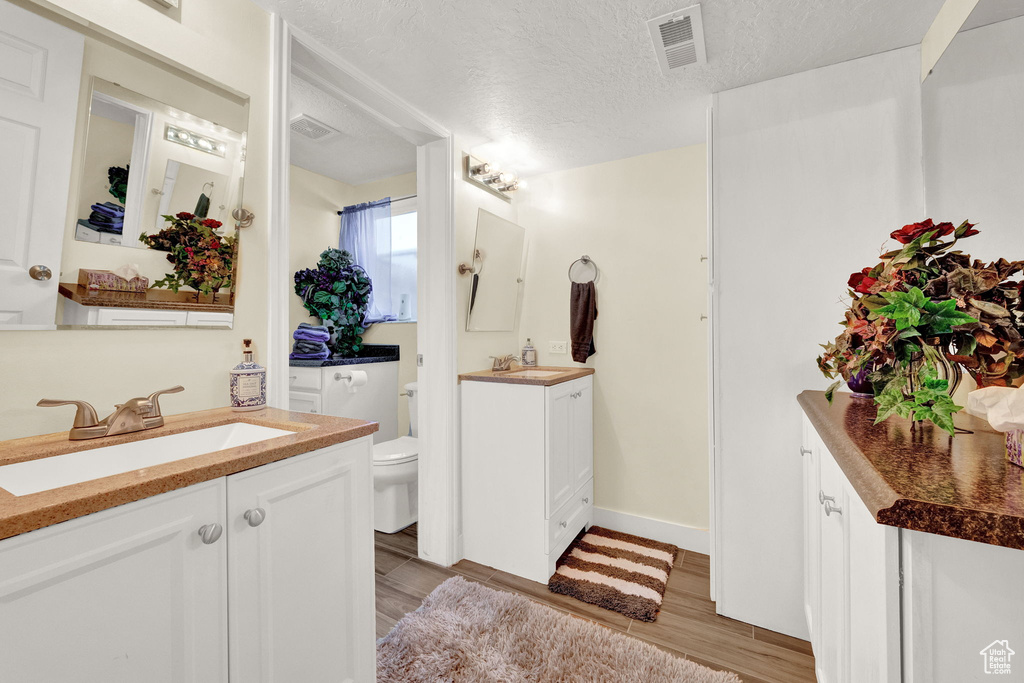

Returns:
268,17,460,566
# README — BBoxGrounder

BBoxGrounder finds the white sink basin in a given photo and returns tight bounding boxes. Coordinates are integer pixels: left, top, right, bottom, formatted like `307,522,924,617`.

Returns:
0,423,296,496
499,370,564,378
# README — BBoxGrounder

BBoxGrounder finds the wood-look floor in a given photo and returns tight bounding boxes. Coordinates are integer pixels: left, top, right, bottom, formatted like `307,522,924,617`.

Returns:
375,524,816,683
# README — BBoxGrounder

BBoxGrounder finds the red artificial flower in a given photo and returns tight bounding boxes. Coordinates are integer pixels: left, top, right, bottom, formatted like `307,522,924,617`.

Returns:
201,219,222,229
890,219,955,244
960,221,980,238
176,212,195,221
848,267,877,294
210,240,220,249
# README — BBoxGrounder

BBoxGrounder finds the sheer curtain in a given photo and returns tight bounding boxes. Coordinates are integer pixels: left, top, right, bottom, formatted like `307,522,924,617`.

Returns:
339,197,395,323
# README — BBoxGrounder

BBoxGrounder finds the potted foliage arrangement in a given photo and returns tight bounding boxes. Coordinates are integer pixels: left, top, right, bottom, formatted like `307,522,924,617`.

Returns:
140,212,237,300
294,248,372,357
818,220,1024,435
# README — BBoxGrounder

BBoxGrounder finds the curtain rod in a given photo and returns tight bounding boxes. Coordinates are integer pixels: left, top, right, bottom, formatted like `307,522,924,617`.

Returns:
337,194,416,216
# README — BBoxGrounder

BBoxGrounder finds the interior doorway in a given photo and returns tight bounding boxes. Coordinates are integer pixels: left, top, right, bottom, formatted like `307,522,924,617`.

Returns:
268,19,459,566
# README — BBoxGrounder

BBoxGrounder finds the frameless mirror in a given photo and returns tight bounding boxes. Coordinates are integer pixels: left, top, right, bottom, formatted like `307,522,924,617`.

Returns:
466,209,526,332
0,3,250,331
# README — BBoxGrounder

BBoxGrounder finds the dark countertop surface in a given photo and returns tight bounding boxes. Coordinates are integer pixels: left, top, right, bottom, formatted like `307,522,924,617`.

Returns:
799,390,1024,550
289,344,400,367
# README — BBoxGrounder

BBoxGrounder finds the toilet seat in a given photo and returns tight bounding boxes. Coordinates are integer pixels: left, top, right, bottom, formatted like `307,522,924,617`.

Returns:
373,436,418,466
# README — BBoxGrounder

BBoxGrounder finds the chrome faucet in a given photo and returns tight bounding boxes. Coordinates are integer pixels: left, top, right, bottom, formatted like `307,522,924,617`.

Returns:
490,354,519,371
38,386,185,440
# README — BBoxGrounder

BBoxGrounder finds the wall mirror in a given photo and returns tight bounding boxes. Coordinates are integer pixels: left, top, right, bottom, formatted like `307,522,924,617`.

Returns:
0,3,248,331
466,209,526,332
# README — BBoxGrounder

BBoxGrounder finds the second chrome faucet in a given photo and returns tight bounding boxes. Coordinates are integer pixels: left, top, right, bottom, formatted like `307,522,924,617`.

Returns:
37,386,185,440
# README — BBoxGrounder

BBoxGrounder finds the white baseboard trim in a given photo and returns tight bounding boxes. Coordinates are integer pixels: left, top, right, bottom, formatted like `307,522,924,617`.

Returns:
592,508,710,555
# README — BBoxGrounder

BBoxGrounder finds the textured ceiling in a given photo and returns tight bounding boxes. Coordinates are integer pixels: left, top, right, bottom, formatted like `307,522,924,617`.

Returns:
289,74,416,185
262,0,951,177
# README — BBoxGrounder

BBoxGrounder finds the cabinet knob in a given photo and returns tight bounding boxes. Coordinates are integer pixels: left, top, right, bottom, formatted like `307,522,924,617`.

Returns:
560,521,567,528
197,523,223,544
800,447,812,457
824,500,843,517
818,490,835,505
243,507,266,527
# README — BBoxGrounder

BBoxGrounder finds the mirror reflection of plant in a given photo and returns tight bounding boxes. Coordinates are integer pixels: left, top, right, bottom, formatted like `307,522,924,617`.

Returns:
139,212,236,298
107,165,129,204
294,248,372,357
818,220,1024,435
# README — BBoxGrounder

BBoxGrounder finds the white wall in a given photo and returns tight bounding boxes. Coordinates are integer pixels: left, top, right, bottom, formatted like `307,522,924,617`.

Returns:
713,46,924,637
923,15,1024,263
518,145,709,533
0,0,272,440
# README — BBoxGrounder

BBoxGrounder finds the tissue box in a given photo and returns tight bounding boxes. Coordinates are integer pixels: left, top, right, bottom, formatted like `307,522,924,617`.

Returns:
1007,430,1024,468
77,269,148,292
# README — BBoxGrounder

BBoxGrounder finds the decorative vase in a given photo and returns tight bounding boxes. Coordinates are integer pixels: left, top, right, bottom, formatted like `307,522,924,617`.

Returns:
846,363,874,398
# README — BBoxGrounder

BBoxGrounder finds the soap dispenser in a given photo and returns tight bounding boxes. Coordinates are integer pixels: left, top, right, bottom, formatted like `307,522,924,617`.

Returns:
231,338,266,411
522,338,537,366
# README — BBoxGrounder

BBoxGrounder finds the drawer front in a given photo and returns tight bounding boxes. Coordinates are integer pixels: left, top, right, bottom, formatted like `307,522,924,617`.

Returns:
186,311,234,328
289,368,322,392
289,391,322,415
95,307,188,326
547,478,594,553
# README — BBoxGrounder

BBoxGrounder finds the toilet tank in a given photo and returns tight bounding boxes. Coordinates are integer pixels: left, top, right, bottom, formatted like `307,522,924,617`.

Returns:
405,382,419,438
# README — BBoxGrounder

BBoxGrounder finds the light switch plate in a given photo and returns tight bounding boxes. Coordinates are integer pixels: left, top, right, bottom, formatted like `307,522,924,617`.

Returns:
550,341,568,354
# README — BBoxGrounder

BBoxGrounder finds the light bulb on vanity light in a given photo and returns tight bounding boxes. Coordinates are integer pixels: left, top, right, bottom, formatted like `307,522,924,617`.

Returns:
498,171,517,185
470,162,491,176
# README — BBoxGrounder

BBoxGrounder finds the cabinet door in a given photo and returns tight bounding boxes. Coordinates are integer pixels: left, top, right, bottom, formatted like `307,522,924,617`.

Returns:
545,381,576,517
571,378,594,490
801,417,820,649
227,438,375,683
817,446,850,683
289,390,322,414
0,480,227,682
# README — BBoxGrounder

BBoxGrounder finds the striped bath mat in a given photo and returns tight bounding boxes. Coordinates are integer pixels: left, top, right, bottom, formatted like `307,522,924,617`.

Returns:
548,526,680,622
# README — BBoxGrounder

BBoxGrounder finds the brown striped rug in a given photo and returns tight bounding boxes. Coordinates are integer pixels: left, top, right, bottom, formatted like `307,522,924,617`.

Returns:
548,526,680,622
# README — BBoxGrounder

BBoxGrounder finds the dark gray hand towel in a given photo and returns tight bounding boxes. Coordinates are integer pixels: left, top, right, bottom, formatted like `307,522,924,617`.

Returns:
570,281,598,363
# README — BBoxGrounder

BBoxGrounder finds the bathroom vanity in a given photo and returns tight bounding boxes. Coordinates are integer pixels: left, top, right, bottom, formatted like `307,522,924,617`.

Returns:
800,391,1024,683
0,408,377,682
460,367,595,583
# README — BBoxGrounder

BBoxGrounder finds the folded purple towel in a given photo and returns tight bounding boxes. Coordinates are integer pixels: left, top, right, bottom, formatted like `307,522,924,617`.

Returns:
294,328,331,342
289,350,330,360
91,202,125,218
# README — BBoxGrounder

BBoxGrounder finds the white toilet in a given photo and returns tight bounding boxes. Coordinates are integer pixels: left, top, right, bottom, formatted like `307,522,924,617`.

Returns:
372,382,418,533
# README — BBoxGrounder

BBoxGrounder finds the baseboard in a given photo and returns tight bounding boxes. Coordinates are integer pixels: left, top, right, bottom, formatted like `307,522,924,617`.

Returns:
592,508,710,555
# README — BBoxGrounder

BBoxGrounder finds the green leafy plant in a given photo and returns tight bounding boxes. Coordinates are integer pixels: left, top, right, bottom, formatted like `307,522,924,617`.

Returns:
818,219,1024,435
294,248,372,357
139,212,236,298
107,165,129,204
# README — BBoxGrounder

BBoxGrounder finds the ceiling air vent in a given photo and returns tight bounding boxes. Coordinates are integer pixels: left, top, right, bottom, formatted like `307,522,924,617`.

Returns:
647,4,707,75
290,114,338,140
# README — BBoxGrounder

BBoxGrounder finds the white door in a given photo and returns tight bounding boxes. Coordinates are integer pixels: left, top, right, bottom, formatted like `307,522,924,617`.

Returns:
545,381,575,516
0,1,83,329
227,439,376,683
0,480,228,682
571,378,594,490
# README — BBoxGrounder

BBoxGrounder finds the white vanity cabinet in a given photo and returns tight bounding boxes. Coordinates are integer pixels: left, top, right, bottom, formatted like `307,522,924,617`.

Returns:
0,438,375,683
802,415,901,683
289,362,399,441
462,375,594,583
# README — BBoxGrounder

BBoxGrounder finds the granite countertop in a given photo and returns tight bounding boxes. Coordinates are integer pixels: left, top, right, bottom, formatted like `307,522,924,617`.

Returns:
799,390,1024,550
58,283,234,312
0,408,377,541
459,366,595,386
289,344,400,367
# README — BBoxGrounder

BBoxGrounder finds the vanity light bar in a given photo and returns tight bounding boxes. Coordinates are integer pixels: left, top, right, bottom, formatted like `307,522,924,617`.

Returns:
463,153,519,202
165,124,227,158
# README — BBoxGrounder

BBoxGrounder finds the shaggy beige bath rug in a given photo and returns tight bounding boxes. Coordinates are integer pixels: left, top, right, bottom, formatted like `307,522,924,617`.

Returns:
376,576,739,683
549,526,680,622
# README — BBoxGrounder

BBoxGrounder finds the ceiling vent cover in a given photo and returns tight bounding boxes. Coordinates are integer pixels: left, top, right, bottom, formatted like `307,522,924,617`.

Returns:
647,4,707,75
290,114,338,140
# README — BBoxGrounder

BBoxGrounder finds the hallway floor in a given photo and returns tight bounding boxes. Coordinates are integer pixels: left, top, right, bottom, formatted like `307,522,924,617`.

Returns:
374,525,816,683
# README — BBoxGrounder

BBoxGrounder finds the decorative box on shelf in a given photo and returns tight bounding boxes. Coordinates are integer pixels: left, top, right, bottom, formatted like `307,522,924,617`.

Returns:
1007,430,1024,468
77,269,148,292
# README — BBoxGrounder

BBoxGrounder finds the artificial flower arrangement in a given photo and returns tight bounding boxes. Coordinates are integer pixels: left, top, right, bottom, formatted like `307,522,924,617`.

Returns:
294,248,372,357
818,219,1024,435
139,212,237,298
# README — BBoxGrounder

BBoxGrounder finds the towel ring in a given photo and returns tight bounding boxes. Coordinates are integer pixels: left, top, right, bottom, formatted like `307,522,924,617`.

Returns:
568,255,599,283
202,181,215,193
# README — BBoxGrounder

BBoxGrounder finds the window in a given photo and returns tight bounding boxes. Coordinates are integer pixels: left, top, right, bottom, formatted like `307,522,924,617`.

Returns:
389,206,417,322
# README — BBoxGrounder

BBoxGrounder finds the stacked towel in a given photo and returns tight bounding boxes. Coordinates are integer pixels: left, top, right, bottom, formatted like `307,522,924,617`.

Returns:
88,202,125,234
289,323,332,360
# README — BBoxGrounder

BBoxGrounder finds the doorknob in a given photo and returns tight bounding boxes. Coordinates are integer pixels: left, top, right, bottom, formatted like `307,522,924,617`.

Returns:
29,265,52,281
